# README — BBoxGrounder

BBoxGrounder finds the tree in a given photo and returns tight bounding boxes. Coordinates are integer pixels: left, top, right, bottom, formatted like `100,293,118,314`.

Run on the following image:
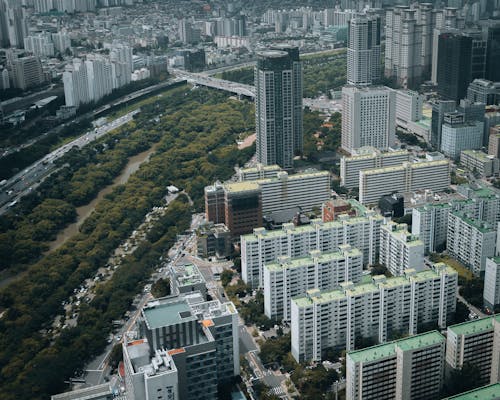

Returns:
220,269,234,287
453,301,470,324
151,278,171,298
441,363,482,397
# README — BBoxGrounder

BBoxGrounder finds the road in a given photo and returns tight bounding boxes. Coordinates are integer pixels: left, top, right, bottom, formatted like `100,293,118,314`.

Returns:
0,109,140,215
457,291,486,318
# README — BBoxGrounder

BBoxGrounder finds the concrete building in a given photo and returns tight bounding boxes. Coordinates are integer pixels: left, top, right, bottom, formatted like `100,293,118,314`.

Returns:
460,150,499,178
10,56,45,90
445,383,500,400
346,15,381,86
412,203,454,254
395,90,423,130
51,384,113,400
484,257,500,311
263,245,363,320
346,331,446,400
431,99,457,150
468,79,500,105
51,31,71,53
241,211,384,288
291,263,457,362
169,264,207,299
380,222,424,276
321,199,355,222
196,223,231,259
235,164,281,181
255,49,303,169
340,148,410,189
222,181,262,238
341,86,396,154
447,211,497,276
446,315,500,386
24,33,54,58
489,125,500,159
440,113,484,159
359,160,451,205
385,6,423,88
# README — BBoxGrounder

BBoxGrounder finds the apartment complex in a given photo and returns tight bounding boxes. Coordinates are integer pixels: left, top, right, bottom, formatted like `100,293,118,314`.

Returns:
340,148,410,189
380,222,425,276
125,293,239,400
341,85,396,154
346,331,446,400
291,263,457,362
263,245,363,320
484,257,500,311
359,160,450,205
241,212,384,288
447,211,497,275
446,315,500,386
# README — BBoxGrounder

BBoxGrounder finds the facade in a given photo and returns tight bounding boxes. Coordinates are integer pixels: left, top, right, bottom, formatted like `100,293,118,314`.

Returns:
412,203,453,254
24,33,54,57
460,150,499,178
340,148,410,189
486,23,500,82
447,211,497,276
385,6,423,88
196,223,231,259
235,163,281,181
440,113,484,159
379,222,424,276
431,100,457,150
241,212,384,288
358,160,451,205
255,49,302,169
263,245,363,320
291,263,457,362
395,90,423,130
169,264,207,299
341,86,396,154
468,79,500,105
223,181,262,238
346,15,381,86
490,125,500,159
484,257,500,311
446,315,500,386
10,56,45,90
346,331,446,400
322,199,355,222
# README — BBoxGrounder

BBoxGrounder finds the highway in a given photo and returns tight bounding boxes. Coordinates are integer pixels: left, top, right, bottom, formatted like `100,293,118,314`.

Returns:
0,109,140,216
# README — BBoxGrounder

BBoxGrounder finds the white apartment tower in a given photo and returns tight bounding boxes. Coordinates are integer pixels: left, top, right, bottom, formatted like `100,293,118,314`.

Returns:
380,222,425,276
484,257,500,311
346,331,446,400
347,15,381,86
341,86,396,154
291,263,457,362
385,6,423,89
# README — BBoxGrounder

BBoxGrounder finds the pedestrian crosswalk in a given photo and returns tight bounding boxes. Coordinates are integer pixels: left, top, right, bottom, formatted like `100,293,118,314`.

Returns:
268,385,286,396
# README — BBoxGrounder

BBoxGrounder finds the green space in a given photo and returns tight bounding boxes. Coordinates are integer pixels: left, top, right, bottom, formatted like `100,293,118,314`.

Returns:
430,254,474,281
0,87,256,399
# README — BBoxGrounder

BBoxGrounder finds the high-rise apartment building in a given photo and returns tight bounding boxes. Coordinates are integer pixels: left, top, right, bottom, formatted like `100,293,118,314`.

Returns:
291,263,457,362
380,222,425,276
358,160,451,205
340,148,410,189
416,3,439,80
446,315,500,386
10,56,45,90
484,258,500,311
1,0,27,48
255,49,302,169
445,384,500,400
447,210,497,276
346,331,446,400
263,245,363,320
24,33,55,58
241,211,384,288
346,15,381,86
341,86,396,154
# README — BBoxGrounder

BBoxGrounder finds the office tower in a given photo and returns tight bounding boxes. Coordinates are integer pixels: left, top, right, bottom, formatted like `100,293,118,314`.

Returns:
341,86,396,154
490,125,500,158
437,31,473,102
241,211,384,288
346,15,381,86
222,181,262,237
2,0,27,48
468,79,500,106
271,44,303,156
395,90,423,129
346,331,446,400
484,258,500,311
263,245,363,320
340,148,411,189
447,211,497,276
460,150,499,178
379,222,425,276
486,23,500,82
466,30,487,80
358,160,451,205
385,6,422,88
440,112,484,158
255,49,302,168
446,315,500,386
431,100,457,149
10,56,45,90
291,263,457,362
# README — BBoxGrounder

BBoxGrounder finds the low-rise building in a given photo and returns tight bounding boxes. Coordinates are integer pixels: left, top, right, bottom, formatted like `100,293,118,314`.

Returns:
460,150,499,178
346,331,446,400
196,223,231,259
379,222,425,276
484,257,500,311
51,384,114,400
263,245,363,320
291,263,457,362
169,264,207,299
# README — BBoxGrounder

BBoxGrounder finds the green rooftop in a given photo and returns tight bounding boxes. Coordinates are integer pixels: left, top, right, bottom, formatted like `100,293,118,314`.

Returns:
143,300,196,329
450,210,495,234
396,331,445,352
461,150,496,162
448,316,494,337
444,383,500,400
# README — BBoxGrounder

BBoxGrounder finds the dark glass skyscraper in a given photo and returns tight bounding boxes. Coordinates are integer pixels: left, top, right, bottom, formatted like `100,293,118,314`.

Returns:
486,24,500,82
255,48,303,169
